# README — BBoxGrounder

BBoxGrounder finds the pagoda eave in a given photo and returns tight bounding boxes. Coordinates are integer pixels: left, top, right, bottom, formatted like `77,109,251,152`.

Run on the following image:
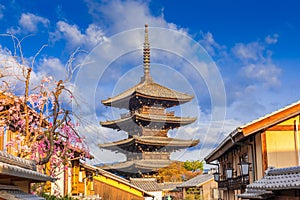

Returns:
99,136,199,152
102,94,193,109
135,92,193,104
100,113,196,130
101,81,194,109
101,159,172,174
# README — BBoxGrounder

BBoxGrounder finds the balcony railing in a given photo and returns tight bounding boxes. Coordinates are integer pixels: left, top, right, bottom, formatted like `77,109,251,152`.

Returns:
218,175,249,190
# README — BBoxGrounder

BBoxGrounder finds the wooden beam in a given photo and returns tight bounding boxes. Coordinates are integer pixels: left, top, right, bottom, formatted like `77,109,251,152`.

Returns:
261,132,268,171
267,125,300,131
243,103,300,136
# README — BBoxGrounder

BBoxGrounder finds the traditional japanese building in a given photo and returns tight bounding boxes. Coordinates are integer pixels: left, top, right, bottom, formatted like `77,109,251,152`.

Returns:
99,25,199,178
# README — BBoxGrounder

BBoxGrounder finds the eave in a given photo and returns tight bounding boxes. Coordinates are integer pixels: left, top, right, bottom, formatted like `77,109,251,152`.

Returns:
101,159,172,173
99,136,199,152
100,112,196,131
205,100,300,163
102,81,193,109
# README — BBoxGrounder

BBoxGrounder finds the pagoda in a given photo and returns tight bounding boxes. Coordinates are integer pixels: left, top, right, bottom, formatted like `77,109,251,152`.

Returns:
99,25,199,178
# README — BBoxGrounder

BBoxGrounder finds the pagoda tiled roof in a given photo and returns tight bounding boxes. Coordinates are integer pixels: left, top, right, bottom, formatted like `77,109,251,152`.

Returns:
102,80,194,108
99,136,199,151
238,166,300,199
100,112,196,130
101,159,172,173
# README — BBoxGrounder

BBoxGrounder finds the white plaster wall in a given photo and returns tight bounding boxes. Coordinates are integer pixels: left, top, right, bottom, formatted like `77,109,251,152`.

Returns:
145,191,162,200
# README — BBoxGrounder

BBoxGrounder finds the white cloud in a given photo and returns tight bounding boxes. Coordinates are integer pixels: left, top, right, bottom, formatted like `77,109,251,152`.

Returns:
231,36,282,88
85,0,184,33
265,34,279,44
199,32,225,57
19,13,50,33
0,4,5,19
36,57,67,81
241,63,281,87
0,45,28,91
0,45,52,96
51,21,106,49
232,42,265,61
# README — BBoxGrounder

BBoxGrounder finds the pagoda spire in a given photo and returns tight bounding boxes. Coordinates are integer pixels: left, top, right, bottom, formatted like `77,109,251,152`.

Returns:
142,24,152,82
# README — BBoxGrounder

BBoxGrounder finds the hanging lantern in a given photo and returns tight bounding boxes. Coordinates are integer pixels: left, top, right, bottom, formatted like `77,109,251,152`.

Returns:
238,160,251,176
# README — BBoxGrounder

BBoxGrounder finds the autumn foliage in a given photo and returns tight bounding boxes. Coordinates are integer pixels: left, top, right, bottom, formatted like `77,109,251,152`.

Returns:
158,160,203,182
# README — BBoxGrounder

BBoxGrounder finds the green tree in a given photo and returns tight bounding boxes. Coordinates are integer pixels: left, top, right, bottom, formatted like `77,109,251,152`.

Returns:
183,160,204,172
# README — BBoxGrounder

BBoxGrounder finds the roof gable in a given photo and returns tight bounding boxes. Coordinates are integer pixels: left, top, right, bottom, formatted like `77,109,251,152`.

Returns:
205,101,300,162
241,101,300,136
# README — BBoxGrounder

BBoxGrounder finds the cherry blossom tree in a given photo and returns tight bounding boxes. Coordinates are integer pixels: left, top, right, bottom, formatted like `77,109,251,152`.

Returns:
0,35,90,180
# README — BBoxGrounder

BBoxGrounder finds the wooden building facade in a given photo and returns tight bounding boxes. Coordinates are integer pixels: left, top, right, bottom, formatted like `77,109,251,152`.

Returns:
205,101,300,200
0,92,55,199
70,161,153,199
178,173,218,200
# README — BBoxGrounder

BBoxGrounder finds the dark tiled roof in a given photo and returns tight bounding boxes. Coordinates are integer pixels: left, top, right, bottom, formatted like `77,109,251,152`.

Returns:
248,166,300,190
178,174,213,188
102,80,193,108
238,166,300,199
0,151,54,182
0,161,54,182
99,136,199,150
101,159,172,173
130,178,161,192
100,112,196,129
0,184,45,200
159,182,183,191
0,151,36,170
237,189,274,199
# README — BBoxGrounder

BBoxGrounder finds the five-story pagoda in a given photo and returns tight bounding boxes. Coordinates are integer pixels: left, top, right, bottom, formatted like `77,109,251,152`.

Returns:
99,25,199,178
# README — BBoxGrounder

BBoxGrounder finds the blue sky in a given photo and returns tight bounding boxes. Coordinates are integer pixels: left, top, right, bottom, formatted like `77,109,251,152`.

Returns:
1,0,300,165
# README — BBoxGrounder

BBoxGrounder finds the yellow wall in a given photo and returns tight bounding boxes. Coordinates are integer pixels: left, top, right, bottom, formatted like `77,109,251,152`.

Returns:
266,130,298,168
265,116,300,168
94,176,144,198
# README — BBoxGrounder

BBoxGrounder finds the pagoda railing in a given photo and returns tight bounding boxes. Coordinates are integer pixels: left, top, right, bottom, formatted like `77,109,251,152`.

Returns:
120,110,175,118
217,175,249,190
142,152,170,160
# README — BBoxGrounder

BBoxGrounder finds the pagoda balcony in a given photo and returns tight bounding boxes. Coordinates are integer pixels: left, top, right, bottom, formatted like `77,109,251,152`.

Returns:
137,106,175,116
142,152,170,160
120,110,175,119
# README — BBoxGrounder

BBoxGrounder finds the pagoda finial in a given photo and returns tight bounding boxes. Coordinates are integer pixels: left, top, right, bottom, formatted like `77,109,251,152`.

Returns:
142,24,152,82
